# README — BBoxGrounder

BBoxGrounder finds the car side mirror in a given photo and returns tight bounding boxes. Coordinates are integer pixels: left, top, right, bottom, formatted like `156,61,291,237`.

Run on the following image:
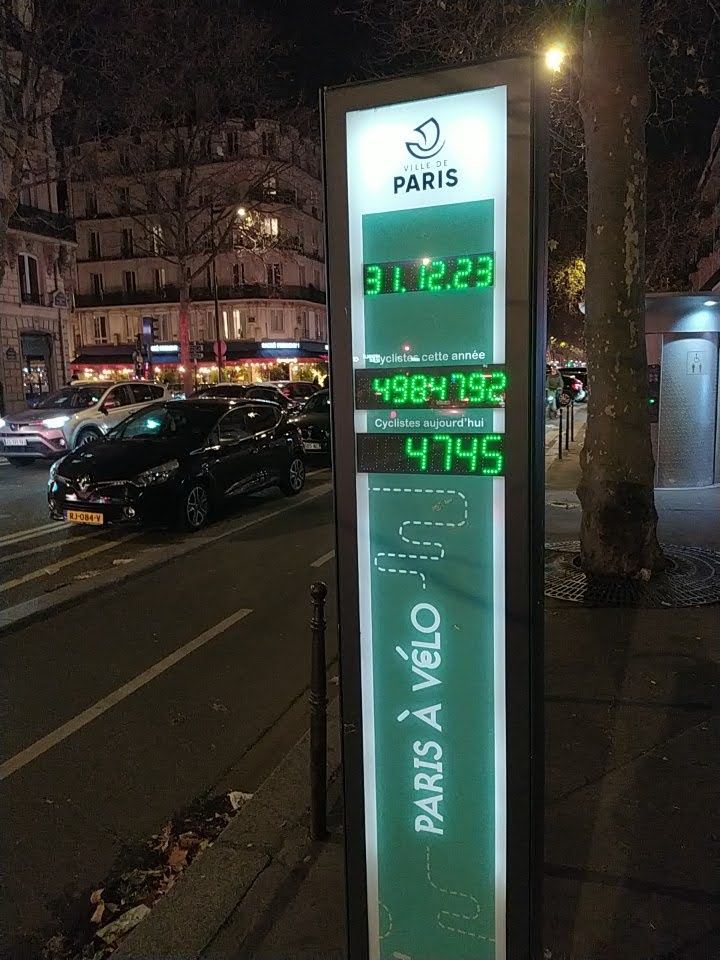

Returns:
101,399,118,412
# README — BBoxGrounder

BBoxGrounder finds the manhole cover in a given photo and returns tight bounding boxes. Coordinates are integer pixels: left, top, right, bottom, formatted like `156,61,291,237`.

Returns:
545,541,720,607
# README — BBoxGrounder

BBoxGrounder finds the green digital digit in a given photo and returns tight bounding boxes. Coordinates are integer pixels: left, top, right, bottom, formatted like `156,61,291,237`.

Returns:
364,264,382,295
467,372,488,403
476,254,494,288
432,434,454,471
410,375,427,404
405,436,429,471
427,259,447,291
451,256,473,290
427,376,448,402
391,374,409,404
480,434,504,475
454,436,479,471
451,372,467,401
372,376,392,402
417,261,428,291
392,265,406,294
488,370,507,403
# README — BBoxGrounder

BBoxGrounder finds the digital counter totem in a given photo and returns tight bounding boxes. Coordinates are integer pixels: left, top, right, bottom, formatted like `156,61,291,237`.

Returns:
324,59,544,960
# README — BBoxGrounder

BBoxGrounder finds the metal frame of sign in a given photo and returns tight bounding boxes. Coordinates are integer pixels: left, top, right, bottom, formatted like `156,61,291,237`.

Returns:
323,57,547,960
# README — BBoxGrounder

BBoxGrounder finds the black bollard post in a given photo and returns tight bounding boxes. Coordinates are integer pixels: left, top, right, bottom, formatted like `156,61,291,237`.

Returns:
565,401,570,451
309,580,329,841
558,405,563,460
570,398,575,442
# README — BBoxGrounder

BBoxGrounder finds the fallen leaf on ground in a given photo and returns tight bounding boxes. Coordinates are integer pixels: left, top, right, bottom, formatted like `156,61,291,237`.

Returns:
153,821,172,853
90,901,105,925
90,888,104,905
228,790,253,811
167,845,188,871
211,700,228,712
96,904,151,944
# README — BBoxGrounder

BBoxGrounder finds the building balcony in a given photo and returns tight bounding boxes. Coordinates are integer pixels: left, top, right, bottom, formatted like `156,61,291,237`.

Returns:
75,283,327,309
10,204,76,243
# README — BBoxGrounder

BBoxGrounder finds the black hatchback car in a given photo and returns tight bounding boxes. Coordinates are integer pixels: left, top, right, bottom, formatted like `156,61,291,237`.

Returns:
48,399,306,531
288,390,331,452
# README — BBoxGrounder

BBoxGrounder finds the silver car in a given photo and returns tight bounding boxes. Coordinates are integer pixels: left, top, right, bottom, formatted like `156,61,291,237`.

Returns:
0,380,170,465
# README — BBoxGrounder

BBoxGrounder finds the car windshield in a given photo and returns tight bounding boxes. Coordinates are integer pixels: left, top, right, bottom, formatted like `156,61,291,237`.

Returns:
112,404,219,441
34,386,105,410
303,392,329,413
283,383,315,399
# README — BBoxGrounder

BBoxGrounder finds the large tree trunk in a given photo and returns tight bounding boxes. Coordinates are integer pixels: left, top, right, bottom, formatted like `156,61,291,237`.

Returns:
577,0,663,577
178,278,193,396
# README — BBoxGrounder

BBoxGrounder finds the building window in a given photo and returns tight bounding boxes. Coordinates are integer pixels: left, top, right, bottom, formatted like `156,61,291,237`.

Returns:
151,223,164,254
85,190,98,216
17,253,40,304
313,268,321,288
262,216,279,237
19,184,32,206
89,231,101,259
300,310,309,337
93,316,108,343
232,308,242,338
90,273,104,297
123,270,137,293
117,186,130,212
154,267,166,292
298,265,306,286
227,129,240,156
264,176,277,197
261,130,276,157
266,263,282,286
270,309,283,332
233,262,244,286
119,147,131,172
121,228,134,257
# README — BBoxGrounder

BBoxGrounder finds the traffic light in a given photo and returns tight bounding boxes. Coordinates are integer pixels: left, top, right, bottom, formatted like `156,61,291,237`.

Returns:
647,364,660,423
142,316,161,344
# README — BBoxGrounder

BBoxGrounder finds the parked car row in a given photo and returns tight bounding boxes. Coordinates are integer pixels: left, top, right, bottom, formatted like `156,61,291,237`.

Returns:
47,397,308,532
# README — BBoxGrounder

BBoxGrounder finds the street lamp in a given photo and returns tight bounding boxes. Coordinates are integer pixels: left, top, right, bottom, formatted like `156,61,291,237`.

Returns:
545,46,566,72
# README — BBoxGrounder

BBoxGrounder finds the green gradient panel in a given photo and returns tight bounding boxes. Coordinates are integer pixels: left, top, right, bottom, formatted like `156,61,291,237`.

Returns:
361,199,499,958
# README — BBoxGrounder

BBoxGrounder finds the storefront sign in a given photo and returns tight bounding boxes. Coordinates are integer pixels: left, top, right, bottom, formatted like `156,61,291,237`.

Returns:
324,58,547,960
260,340,300,350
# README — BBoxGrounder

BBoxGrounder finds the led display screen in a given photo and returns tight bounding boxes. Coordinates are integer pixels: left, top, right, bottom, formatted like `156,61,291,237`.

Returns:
363,252,495,296
355,364,507,409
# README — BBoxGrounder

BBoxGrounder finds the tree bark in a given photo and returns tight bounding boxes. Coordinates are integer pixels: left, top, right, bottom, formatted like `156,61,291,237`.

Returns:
577,0,663,577
178,277,193,396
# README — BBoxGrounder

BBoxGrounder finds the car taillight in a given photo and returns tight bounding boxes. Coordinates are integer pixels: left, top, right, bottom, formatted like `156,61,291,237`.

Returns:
572,382,580,390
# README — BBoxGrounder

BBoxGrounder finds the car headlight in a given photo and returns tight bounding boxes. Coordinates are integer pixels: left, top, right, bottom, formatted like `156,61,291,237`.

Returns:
134,460,179,487
0,418,5,429
42,416,70,429
48,460,59,481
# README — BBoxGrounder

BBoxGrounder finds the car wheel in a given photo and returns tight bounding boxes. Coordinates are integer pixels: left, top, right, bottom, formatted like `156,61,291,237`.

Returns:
74,427,102,449
281,456,305,496
8,457,35,467
179,482,210,532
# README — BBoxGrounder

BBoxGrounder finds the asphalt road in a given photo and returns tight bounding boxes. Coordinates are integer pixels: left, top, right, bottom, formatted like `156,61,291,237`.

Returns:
0,456,337,959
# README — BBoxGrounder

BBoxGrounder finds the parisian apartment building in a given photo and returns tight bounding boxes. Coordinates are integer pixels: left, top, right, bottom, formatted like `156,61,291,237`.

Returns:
68,119,328,377
692,115,720,292
0,0,76,414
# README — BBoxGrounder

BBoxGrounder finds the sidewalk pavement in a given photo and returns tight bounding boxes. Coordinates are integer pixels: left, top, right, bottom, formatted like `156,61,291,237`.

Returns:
116,428,719,960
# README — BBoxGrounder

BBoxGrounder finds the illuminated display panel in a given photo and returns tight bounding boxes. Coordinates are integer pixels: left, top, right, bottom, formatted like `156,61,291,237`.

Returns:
355,364,507,409
364,252,495,295
324,59,543,960
357,432,505,475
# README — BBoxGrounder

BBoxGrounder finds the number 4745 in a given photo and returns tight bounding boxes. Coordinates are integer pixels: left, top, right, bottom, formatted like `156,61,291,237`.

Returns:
405,434,504,475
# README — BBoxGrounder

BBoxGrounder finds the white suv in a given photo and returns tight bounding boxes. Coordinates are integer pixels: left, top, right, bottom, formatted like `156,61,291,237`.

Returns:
0,380,170,465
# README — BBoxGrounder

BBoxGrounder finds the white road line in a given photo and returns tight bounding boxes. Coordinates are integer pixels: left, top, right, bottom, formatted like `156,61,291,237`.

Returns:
0,533,140,594
311,548,335,568
0,608,252,781
0,531,103,565
0,521,61,547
